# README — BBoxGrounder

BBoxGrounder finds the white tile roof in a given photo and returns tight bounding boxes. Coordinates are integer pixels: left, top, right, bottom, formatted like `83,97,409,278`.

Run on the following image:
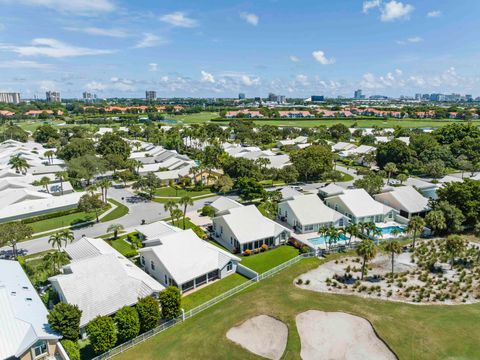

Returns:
0,260,59,359
139,229,240,285
135,221,181,240
332,142,356,151
318,183,345,197
281,194,345,225
374,186,429,214
329,189,394,218
210,197,243,214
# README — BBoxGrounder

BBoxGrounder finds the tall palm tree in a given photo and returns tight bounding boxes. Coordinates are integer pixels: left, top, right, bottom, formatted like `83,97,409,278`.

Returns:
55,171,69,195
343,223,359,247
8,154,30,174
444,235,467,269
49,232,68,251
163,200,178,221
44,150,55,165
317,225,328,246
171,208,184,227
43,251,69,273
60,229,74,246
97,178,112,204
384,240,401,276
326,226,341,251
107,223,124,240
384,162,398,185
407,215,426,249
39,176,51,193
179,196,194,229
356,239,377,280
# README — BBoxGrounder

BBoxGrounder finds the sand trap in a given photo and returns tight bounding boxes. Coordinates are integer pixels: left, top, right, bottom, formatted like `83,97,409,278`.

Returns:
226,315,288,360
296,310,396,360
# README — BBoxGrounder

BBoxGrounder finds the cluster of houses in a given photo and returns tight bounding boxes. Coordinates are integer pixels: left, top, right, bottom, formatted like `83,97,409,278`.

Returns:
223,143,291,169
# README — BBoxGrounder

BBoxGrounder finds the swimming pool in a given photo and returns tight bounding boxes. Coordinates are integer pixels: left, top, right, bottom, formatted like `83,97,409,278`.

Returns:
379,226,405,236
309,233,348,246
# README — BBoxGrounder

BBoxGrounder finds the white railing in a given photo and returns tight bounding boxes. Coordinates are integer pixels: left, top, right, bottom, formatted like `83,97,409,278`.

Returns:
91,251,315,360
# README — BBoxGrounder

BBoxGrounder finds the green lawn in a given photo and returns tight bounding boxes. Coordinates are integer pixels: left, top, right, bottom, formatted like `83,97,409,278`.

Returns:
100,199,129,222
181,273,249,311
26,209,106,234
104,232,141,257
154,187,213,198
166,112,219,124
116,255,480,360
240,245,299,273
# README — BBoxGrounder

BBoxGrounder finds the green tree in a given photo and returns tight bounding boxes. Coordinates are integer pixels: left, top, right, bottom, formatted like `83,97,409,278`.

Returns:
158,286,182,320
425,210,447,236
136,296,160,332
436,179,480,227
97,132,131,161
290,145,334,181
33,124,59,143
214,175,234,194
353,171,384,195
132,172,162,199
376,139,413,169
396,173,408,184
343,223,359,247
356,239,377,280
424,159,446,178
0,222,33,258
67,155,106,186
384,240,401,276
107,223,124,240
235,177,266,201
97,178,112,204
200,205,216,217
179,196,194,230
444,235,467,269
78,193,104,222
48,230,73,251
55,171,69,195
61,340,80,360
86,316,117,354
42,251,69,273
384,162,398,184
435,201,465,234
8,154,30,173
47,303,82,341
163,199,178,220
406,216,425,249
171,208,184,227
115,306,140,343
38,176,51,193
277,164,299,184
57,137,96,161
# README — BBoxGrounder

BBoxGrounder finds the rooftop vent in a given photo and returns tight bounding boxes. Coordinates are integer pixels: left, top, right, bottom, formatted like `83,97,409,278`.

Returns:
25,297,33,302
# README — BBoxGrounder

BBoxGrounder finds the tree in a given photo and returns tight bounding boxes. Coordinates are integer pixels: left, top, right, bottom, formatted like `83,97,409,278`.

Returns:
326,226,342,251
107,223,124,240
33,124,59,143
397,173,408,184
115,306,140,343
78,193,104,222
353,171,384,195
55,171,69,195
376,139,413,169
436,179,480,227
61,340,80,360
343,223,359,246
171,208,184,227
214,175,234,194
0,222,33,258
407,216,425,249
38,176,51,193
44,150,55,164
356,239,377,280
8,154,30,173
163,200,178,220
48,230,73,251
384,240,401,276
384,162,398,184
116,169,135,187
86,316,117,354
434,201,465,234
67,155,106,186
290,145,334,181
425,210,447,236
97,178,112,204
179,196,194,230
57,137,96,161
132,172,162,199
201,205,215,217
136,296,160,332
424,159,446,178
97,132,131,161
444,235,467,269
158,286,182,320
47,303,82,341
277,165,299,184
43,251,69,273
235,177,266,201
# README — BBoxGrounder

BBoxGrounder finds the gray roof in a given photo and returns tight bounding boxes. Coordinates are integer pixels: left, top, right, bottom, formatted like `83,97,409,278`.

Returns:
281,194,345,225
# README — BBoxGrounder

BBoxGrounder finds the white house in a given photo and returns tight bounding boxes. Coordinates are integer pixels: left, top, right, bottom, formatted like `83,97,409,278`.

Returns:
212,205,291,253
139,229,240,293
374,186,430,219
332,142,357,152
209,196,243,214
318,183,345,199
325,189,397,224
135,221,182,245
49,237,163,329
278,194,348,233
0,260,67,360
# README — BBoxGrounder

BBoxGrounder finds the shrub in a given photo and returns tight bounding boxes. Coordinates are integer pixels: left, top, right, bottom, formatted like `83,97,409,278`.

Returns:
261,244,268,251
200,205,215,217
136,296,160,332
86,316,117,355
305,279,310,285
47,303,82,341
254,248,260,254
115,306,140,343
244,249,252,256
158,286,181,320
61,340,80,360
300,245,311,254
296,278,303,285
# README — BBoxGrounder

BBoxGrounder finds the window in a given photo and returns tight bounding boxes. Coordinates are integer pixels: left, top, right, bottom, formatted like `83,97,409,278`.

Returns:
227,262,233,272
164,275,167,283
140,256,145,266
33,340,48,358
151,260,155,270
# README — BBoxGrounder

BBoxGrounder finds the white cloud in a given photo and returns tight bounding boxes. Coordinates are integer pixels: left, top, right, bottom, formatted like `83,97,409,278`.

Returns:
38,80,57,92
362,0,381,14
86,77,136,93
160,12,198,28
0,38,114,58
65,27,128,38
149,63,158,72
240,12,259,26
289,55,300,62
427,10,441,18
0,59,51,69
295,74,309,86
200,70,215,83
14,0,115,15
135,33,165,48
380,1,414,21
312,50,335,65
396,36,423,45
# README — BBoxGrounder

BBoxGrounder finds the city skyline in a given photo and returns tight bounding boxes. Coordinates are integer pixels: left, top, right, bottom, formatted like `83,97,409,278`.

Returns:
0,0,479,98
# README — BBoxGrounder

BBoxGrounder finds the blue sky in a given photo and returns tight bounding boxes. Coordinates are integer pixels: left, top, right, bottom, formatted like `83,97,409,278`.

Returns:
0,0,479,99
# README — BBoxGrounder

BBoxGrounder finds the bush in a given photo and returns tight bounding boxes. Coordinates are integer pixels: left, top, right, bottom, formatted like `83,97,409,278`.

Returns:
243,249,252,256
86,316,117,355
200,205,215,217
47,303,82,341
296,278,303,285
61,340,80,360
158,286,182,320
300,245,311,254
261,244,268,251
115,306,140,343
136,296,160,332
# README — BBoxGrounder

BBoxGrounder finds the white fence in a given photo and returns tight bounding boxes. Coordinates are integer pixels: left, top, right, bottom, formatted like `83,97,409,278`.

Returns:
91,252,315,360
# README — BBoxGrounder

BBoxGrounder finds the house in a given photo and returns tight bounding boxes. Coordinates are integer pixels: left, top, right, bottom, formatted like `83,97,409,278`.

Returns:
278,186,303,200
0,260,67,360
278,194,348,233
209,196,243,215
403,177,440,199
49,237,163,329
225,110,264,118
136,221,182,245
318,183,345,199
332,142,357,152
212,205,291,253
374,186,430,219
325,188,397,224
276,136,308,148
139,229,240,293
277,110,313,118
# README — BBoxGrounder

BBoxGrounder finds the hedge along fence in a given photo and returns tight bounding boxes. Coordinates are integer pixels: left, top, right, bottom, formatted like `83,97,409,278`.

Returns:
91,252,316,360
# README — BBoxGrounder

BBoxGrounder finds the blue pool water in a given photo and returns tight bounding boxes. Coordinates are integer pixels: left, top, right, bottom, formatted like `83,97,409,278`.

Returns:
309,234,348,246
379,226,405,235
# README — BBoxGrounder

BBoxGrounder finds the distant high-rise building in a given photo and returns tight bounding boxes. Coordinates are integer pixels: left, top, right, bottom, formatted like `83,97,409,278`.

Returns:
82,91,95,100
268,93,278,102
354,89,363,99
238,93,246,100
46,91,61,102
145,90,157,101
311,95,324,102
415,93,422,100
466,94,473,101
277,95,286,104
254,97,262,103
0,92,21,104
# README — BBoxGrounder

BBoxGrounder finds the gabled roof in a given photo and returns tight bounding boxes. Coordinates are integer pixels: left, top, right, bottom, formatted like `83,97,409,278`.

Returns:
139,229,240,285
318,183,345,197
135,221,181,240
0,260,59,359
374,186,429,214
281,194,345,225
332,142,356,151
327,189,395,218
210,197,243,214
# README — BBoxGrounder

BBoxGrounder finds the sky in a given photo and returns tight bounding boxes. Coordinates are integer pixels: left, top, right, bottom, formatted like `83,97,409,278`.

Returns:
1,0,480,99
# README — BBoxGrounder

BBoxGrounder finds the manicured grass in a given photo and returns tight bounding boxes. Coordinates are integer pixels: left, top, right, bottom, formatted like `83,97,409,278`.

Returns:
26,209,106,234
116,255,480,360
105,232,141,257
338,171,354,182
166,112,219,124
167,217,207,238
181,273,249,311
100,199,129,222
154,187,213,198
240,245,299,273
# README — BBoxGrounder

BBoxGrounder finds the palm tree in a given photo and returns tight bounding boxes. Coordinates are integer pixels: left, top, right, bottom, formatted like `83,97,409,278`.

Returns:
107,223,124,240
356,239,377,280
326,226,341,251
43,251,69,273
179,196,194,230
55,171,68,195
396,173,408,185
317,225,328,246
44,150,55,165
49,230,73,251
171,208,184,227
126,159,143,175
384,240,401,276
444,235,467,269
60,229,74,245
8,154,30,174
97,178,112,204
343,223,359,247
384,162,398,185
425,210,446,237
38,176,51,193
163,200,178,221
407,216,426,249
0,222,33,258
86,183,98,195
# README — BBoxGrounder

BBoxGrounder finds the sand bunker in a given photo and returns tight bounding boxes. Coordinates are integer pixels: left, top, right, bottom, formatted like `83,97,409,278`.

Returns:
226,315,288,360
296,310,396,360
